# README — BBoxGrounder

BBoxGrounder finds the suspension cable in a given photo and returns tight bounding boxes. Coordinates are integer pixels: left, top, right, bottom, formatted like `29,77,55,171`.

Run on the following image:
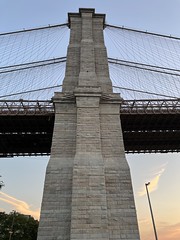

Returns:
113,85,178,99
0,85,62,99
0,23,68,36
0,57,66,74
108,58,180,77
105,24,180,41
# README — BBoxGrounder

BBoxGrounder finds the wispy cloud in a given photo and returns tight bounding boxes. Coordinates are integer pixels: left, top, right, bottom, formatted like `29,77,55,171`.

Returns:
138,163,167,197
0,191,40,219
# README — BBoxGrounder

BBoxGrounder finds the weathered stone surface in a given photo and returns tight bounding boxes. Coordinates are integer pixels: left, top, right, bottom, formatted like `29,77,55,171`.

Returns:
37,8,140,240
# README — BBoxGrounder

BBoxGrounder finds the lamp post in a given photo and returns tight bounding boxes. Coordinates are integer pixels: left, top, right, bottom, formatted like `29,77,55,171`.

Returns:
145,182,158,240
9,211,15,240
0,175,4,190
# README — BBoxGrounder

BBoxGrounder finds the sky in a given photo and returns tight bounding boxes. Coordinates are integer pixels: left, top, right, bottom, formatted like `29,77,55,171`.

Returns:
1,1,180,239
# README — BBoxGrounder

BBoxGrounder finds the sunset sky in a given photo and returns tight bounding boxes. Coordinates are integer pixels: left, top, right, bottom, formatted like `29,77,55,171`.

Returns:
1,1,180,239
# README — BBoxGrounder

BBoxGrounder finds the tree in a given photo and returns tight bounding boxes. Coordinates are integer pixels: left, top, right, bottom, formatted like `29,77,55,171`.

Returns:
0,211,39,240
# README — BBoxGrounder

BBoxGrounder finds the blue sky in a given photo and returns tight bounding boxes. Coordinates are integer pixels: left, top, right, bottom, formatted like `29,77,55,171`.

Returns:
1,1,180,239
1,0,180,35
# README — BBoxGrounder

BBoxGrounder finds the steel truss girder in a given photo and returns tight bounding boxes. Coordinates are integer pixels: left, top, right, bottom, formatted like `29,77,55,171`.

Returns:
1,99,180,156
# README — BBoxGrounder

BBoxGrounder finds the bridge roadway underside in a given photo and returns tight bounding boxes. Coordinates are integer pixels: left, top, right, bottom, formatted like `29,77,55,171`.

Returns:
0,112,180,157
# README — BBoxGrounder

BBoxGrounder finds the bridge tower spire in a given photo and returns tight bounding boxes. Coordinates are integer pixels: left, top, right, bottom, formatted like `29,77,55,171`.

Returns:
37,8,140,240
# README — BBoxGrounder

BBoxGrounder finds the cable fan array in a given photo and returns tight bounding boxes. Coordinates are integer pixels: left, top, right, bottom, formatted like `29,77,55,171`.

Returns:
1,22,180,100
105,25,180,99
0,24,68,100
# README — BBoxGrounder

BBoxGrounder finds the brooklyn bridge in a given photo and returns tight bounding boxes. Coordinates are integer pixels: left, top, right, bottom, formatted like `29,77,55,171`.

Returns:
1,8,180,240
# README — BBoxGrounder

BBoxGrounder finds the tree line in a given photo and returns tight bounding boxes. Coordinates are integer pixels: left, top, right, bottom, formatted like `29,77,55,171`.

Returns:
0,211,39,240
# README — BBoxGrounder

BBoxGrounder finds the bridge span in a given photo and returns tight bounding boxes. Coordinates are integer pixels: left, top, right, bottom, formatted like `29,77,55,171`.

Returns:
2,7,180,239
1,98,180,157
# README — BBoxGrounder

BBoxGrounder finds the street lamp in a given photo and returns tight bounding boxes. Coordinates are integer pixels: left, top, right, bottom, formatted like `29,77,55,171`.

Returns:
0,181,4,190
0,175,4,190
9,211,15,240
145,182,158,240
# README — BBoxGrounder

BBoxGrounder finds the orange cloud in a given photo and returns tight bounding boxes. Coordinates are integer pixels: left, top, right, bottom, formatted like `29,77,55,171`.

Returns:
0,191,40,219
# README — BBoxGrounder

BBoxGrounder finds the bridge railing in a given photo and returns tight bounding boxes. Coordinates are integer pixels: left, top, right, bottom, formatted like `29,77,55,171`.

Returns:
120,99,180,114
0,100,54,115
1,99,180,115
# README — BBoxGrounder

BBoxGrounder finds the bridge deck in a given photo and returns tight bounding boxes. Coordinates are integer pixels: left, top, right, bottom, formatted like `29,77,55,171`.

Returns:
0,99,180,157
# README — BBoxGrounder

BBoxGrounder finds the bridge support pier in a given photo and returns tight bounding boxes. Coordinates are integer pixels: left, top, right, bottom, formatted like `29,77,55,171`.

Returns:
37,8,140,240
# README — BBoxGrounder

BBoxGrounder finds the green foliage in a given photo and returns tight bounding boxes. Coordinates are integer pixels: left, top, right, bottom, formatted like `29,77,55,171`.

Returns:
0,211,39,240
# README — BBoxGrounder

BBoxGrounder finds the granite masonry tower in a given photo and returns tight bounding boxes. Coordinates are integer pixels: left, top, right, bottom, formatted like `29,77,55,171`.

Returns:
37,8,140,240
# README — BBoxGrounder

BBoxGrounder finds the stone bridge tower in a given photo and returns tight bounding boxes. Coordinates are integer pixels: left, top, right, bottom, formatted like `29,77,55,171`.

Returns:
37,8,140,240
